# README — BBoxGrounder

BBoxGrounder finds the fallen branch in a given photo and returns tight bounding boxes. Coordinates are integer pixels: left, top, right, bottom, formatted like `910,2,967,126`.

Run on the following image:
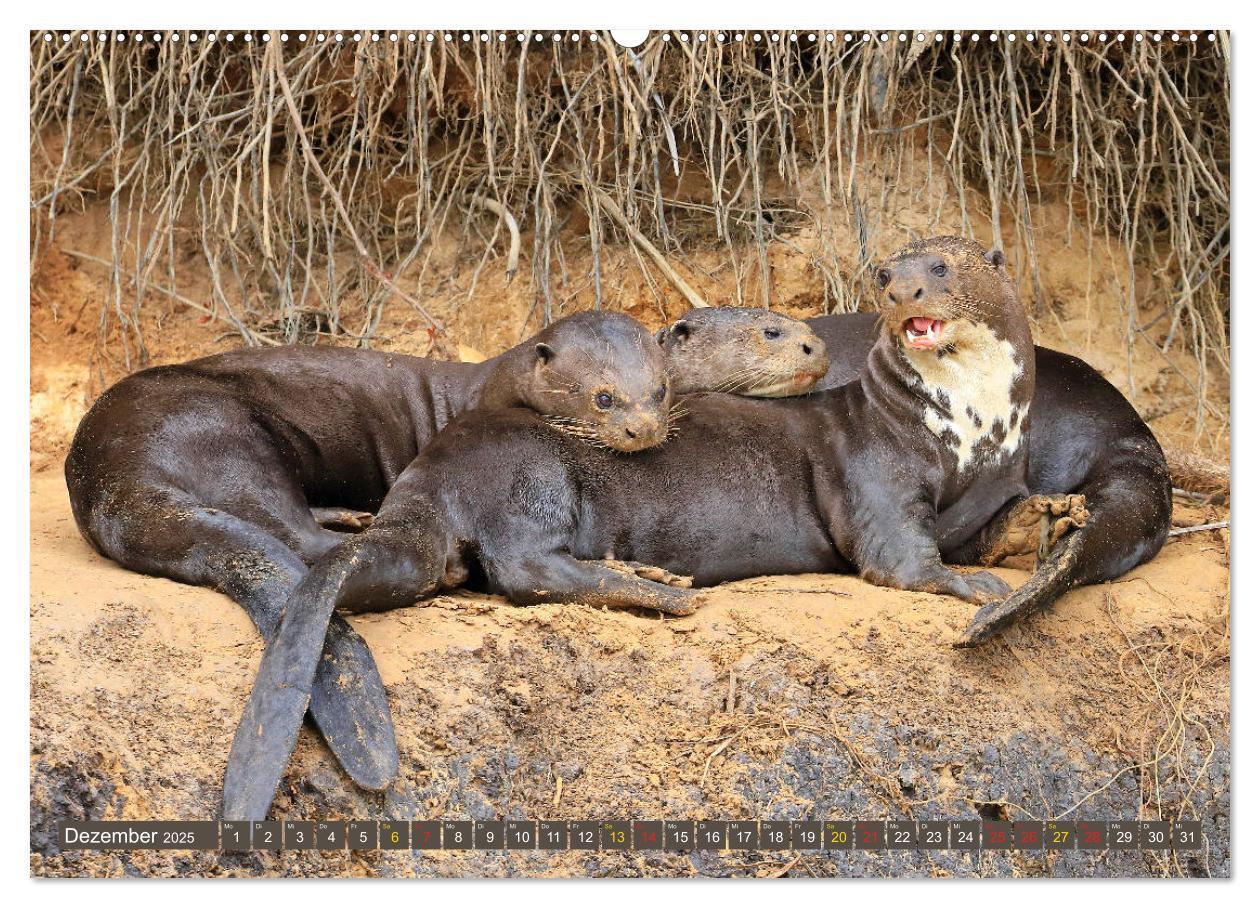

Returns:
768,855,801,878
592,187,710,309
1168,521,1229,538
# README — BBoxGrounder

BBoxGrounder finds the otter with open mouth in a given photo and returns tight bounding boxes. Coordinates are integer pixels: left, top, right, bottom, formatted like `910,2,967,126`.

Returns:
808,284,1172,646
869,236,1035,542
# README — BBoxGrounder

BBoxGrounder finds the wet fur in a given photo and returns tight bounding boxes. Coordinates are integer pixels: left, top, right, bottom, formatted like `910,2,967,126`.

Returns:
806,311,1172,642
226,237,1032,818
66,311,678,813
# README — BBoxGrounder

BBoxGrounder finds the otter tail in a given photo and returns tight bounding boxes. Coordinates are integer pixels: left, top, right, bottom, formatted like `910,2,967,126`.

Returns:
958,434,1172,646
223,517,445,821
67,478,399,800
956,529,1088,646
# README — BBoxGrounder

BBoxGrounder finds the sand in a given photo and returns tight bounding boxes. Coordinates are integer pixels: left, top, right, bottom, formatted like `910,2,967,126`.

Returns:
29,184,1230,877
30,460,1230,878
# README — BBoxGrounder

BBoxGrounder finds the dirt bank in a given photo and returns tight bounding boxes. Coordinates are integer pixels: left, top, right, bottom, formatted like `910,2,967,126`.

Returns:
29,172,1231,877
30,467,1229,878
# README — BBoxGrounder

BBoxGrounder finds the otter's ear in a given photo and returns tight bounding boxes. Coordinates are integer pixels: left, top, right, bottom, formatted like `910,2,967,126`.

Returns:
658,320,691,348
535,343,555,365
984,248,1006,268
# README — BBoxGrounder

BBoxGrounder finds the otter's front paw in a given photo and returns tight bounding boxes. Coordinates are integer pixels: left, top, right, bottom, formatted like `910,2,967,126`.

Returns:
959,570,1011,603
310,507,376,532
864,563,1010,604
654,590,702,616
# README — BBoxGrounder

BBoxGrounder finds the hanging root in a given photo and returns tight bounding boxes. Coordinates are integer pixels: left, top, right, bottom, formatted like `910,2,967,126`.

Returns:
469,195,522,283
30,28,1227,408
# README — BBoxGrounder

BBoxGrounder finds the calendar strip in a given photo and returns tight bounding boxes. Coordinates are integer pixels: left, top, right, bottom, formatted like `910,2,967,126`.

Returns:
59,819,1203,852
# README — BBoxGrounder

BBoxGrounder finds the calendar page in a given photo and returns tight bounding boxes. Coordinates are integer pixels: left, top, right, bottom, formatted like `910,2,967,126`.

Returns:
28,21,1231,881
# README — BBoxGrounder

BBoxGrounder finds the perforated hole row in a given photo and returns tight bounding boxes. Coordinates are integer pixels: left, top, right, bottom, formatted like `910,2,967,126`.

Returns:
39,31,1217,46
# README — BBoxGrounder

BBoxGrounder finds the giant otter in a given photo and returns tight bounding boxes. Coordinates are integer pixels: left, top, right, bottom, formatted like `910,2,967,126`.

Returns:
223,236,1039,820
803,308,1171,644
658,304,828,397
65,307,827,801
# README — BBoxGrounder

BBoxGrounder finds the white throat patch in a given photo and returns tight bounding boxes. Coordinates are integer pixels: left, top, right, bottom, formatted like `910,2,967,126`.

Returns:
905,321,1028,472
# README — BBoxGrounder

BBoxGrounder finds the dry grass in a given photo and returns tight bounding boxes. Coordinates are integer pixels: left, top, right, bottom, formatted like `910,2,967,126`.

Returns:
30,29,1229,416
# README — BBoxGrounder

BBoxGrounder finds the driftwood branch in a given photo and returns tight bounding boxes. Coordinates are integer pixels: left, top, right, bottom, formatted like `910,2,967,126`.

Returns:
592,187,710,309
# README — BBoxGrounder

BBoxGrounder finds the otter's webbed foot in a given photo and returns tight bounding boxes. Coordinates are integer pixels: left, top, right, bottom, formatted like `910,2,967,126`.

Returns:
503,555,702,616
310,507,375,533
599,559,694,589
979,494,1089,567
927,567,1012,604
862,561,1011,605
620,588,701,617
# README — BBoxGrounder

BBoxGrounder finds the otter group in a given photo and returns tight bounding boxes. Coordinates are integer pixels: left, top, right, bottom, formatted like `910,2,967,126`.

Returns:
66,236,1173,821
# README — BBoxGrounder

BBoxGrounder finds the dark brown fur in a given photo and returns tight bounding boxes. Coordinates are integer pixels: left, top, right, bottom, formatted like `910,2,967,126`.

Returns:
659,306,828,397
65,312,673,807
65,308,830,817
224,237,1035,819
806,309,1172,644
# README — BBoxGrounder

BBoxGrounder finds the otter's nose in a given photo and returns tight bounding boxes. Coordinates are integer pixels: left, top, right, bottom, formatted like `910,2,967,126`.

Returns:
617,411,666,450
888,286,925,304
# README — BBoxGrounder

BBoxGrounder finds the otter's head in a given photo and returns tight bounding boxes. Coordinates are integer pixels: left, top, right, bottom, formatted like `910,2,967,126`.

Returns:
657,307,829,397
520,311,672,453
873,236,1020,356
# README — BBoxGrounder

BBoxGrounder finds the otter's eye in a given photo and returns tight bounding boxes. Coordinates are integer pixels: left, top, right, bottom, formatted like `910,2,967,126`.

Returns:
931,262,947,277
653,383,667,403
763,327,782,340
595,392,614,410
875,269,891,288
